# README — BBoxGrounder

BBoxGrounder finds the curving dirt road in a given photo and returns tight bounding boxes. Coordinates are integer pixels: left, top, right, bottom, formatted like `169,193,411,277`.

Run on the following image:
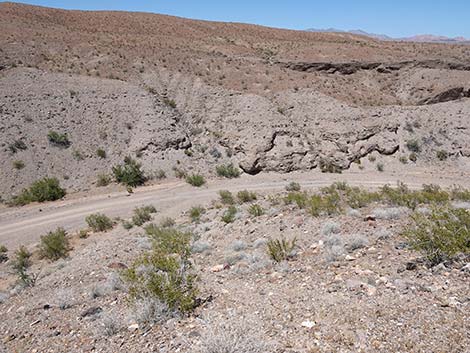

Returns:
0,171,468,249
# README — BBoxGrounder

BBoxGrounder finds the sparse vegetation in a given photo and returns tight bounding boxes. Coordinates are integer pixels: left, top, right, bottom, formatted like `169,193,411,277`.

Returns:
216,163,241,178
38,228,71,261
436,150,448,161
221,206,237,223
189,206,205,222
285,181,301,192
237,190,257,203
8,139,27,154
406,139,421,153
10,177,66,206
11,246,36,287
96,174,111,187
267,238,297,262
248,204,264,217
132,205,157,226
160,217,176,228
0,245,8,263
219,190,235,205
173,167,187,179
12,160,25,170
186,174,205,187
72,149,85,161
112,156,146,187
404,206,470,265
319,159,342,173
48,131,71,147
96,148,107,159
123,226,198,315
86,213,114,232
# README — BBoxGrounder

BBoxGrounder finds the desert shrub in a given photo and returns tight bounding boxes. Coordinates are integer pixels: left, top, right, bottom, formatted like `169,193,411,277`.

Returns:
153,169,166,180
163,98,177,108
124,226,198,314
11,177,66,206
399,155,408,164
132,205,157,227
160,217,176,228
319,159,342,173
48,131,71,147
112,156,146,187
191,241,211,254
368,155,377,162
0,245,8,263
96,148,107,159
373,207,407,220
186,174,205,187
101,313,123,336
38,228,70,261
237,190,257,203
189,206,205,223
12,160,25,170
131,297,175,325
248,204,264,217
219,190,235,205
221,206,237,224
284,192,308,209
72,150,85,161
200,317,272,353
267,238,297,262
216,163,241,178
346,234,369,252
406,139,421,153
404,206,470,265
122,221,134,230
321,221,340,236
11,246,36,287
377,163,384,172
409,152,418,162
173,167,187,179
96,174,111,187
450,186,470,201
79,229,89,238
86,213,114,232
8,139,27,154
436,150,448,161
285,182,301,192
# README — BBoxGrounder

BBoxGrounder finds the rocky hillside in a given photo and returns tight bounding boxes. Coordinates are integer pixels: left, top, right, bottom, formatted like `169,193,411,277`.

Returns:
1,2,470,198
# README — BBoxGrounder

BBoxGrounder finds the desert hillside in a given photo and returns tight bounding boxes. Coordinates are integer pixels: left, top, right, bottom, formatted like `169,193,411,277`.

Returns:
1,2,470,199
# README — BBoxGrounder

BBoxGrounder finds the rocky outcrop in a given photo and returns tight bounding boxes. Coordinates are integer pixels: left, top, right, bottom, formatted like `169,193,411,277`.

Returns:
419,87,470,105
282,60,470,75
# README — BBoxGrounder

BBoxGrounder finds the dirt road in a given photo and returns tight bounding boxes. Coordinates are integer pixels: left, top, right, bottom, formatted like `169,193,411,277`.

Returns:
0,171,467,248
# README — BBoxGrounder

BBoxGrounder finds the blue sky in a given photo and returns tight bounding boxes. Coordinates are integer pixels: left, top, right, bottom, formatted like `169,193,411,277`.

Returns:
7,0,470,38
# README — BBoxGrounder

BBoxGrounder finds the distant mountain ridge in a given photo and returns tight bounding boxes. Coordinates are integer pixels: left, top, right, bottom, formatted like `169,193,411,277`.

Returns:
306,28,470,44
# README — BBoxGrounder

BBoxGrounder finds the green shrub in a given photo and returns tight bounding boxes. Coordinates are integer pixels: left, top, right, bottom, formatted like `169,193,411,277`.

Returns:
248,204,264,217
219,190,235,205
48,131,71,147
221,206,237,224
13,160,25,170
189,206,205,223
8,139,27,154
72,150,85,161
436,150,448,161
237,190,257,203
450,186,470,201
267,238,297,262
285,182,301,192
11,177,66,206
399,155,408,164
186,174,205,187
368,155,377,162
96,174,111,187
38,228,70,261
122,226,197,314
216,164,241,178
132,205,157,226
112,156,146,187
122,221,134,230
409,152,418,162
96,148,107,159
86,213,114,232
404,206,470,265
406,139,421,153
284,192,308,209
79,229,89,238
11,246,35,287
